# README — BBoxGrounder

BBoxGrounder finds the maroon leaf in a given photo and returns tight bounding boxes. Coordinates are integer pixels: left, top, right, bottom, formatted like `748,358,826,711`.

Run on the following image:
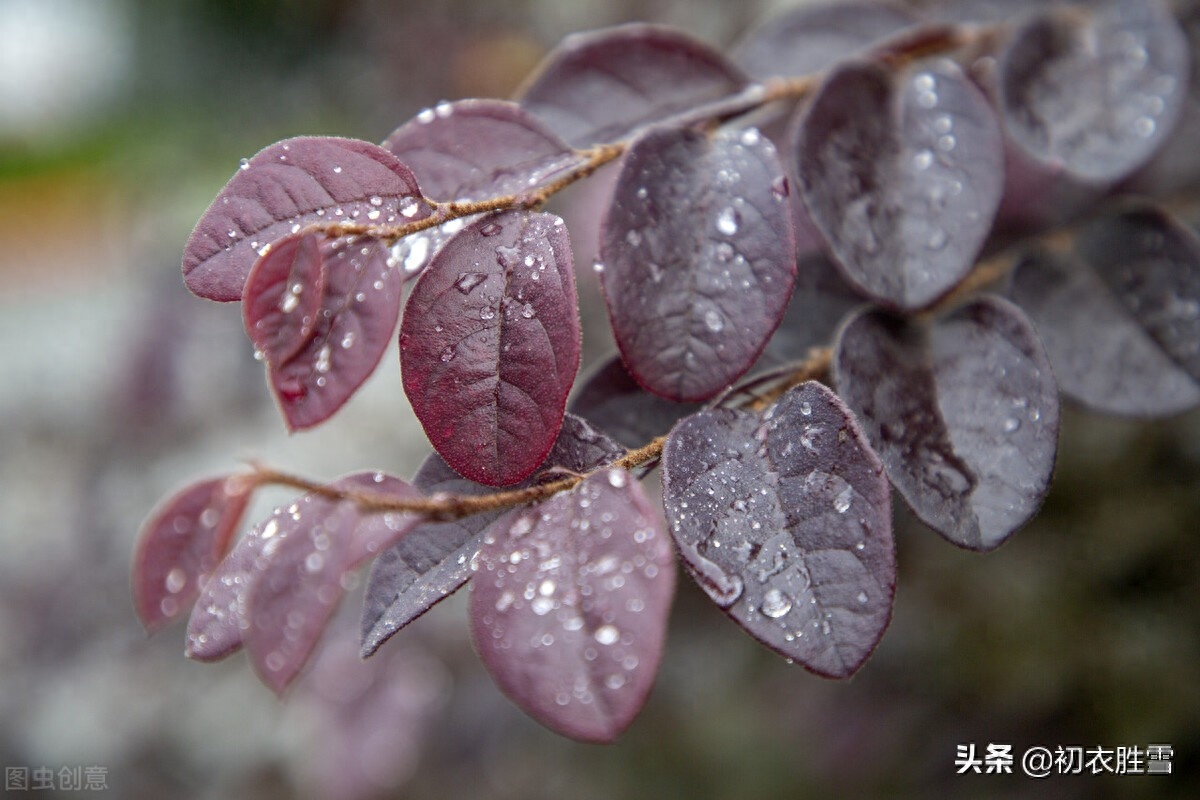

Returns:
599,126,796,401
795,58,1003,310
244,473,420,693
400,210,581,486
834,297,1060,550
132,475,252,632
183,136,430,301
661,382,894,678
243,233,326,365
383,99,584,202
469,468,675,743
246,234,403,431
517,23,747,148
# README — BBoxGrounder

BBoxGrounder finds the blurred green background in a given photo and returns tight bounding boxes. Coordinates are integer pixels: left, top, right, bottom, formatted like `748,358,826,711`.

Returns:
0,0,1197,797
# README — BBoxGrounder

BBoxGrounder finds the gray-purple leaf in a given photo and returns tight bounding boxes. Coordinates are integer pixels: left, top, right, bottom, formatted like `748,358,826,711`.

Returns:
360,414,625,658
733,0,919,80
517,23,747,148
183,136,430,302
400,210,581,486
383,99,584,202
999,0,1189,183
570,355,703,449
795,58,1003,310
1012,225,1200,419
246,234,403,431
599,126,796,401
661,382,893,678
1078,205,1200,382
469,468,674,743
834,297,1059,551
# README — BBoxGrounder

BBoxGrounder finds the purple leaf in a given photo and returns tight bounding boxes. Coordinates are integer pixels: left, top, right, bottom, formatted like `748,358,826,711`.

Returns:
246,234,403,431
732,0,919,80
999,0,1189,183
383,99,584,202
834,297,1059,550
132,475,251,632
599,126,796,401
469,468,675,743
517,23,747,148
360,413,625,657
183,136,430,301
570,355,703,449
244,473,420,694
795,58,1003,310
661,382,894,678
400,210,581,486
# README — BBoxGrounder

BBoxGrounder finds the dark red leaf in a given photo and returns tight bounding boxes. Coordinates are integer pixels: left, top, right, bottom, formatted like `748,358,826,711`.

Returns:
469,468,675,743
183,136,430,301
400,210,581,486
795,58,1003,310
132,475,252,632
383,99,584,202
517,23,747,147
246,234,403,431
599,126,796,401
661,382,894,678
834,297,1059,550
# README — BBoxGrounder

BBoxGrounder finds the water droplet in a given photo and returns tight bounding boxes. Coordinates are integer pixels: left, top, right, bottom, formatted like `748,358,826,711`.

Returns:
1004,417,1021,433
740,127,762,146
592,260,605,274
480,306,496,321
304,552,325,573
605,673,626,690
480,221,502,237
165,568,187,594
341,331,355,349
799,401,812,416
704,309,724,333
417,107,436,124
625,229,642,247
937,134,956,151
716,207,740,236
440,346,455,363
834,486,852,514
400,197,421,218
857,591,869,604
607,470,627,488
238,158,250,171
314,344,332,374
913,149,934,171
455,272,486,294
594,624,619,645
761,588,792,618
927,228,947,250
332,165,342,174
531,596,554,616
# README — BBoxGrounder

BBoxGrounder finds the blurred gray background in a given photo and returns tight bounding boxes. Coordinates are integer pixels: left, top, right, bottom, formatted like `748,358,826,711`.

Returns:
1,0,1197,797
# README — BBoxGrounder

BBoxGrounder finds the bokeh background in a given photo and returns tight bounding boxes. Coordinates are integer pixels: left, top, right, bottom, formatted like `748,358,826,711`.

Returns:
1,0,1197,797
